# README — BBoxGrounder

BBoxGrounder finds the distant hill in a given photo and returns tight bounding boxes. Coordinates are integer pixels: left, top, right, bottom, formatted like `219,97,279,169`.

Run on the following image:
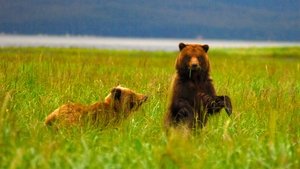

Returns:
0,0,299,41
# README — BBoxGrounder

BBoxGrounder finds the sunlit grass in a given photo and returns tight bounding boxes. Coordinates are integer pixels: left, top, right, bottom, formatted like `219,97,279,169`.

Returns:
0,47,299,169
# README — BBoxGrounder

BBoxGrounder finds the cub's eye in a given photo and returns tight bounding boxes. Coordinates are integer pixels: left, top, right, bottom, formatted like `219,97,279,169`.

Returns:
130,102,135,109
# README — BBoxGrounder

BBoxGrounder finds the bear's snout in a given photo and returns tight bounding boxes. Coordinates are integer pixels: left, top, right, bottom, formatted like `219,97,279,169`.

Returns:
191,63,199,69
139,95,148,103
189,57,200,70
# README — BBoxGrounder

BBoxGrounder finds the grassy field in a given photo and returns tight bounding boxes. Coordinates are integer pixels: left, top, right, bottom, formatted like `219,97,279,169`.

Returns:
0,47,299,169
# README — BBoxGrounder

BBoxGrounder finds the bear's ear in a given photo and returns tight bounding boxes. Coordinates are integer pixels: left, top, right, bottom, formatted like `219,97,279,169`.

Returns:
111,88,122,100
179,42,186,51
202,44,209,52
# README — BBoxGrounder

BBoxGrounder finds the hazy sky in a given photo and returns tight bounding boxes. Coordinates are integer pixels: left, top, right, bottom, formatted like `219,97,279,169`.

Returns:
0,0,299,41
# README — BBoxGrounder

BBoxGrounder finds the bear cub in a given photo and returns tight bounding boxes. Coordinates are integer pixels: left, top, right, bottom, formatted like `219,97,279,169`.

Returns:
165,43,232,129
45,85,148,128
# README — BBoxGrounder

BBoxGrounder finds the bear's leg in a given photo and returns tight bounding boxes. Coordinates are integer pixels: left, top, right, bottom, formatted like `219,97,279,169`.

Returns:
172,100,195,128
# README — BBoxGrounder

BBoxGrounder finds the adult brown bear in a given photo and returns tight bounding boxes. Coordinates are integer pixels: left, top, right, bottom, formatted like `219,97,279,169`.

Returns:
165,43,232,129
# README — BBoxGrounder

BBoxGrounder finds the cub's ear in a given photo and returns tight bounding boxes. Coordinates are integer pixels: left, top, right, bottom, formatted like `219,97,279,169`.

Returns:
202,44,209,52
179,42,186,51
111,88,122,100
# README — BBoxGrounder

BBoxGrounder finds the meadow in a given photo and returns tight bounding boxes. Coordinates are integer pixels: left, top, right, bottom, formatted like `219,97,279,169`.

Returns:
0,47,299,169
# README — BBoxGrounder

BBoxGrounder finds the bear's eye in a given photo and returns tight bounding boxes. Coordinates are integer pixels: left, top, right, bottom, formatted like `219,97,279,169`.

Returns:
198,56,205,62
183,55,191,63
184,54,191,59
130,102,135,109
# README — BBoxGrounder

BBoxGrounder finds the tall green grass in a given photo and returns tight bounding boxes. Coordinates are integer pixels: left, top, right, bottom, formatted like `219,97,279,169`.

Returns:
0,47,299,169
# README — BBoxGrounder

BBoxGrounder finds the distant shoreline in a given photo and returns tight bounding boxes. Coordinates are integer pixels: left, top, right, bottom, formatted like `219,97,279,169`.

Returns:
1,34,299,51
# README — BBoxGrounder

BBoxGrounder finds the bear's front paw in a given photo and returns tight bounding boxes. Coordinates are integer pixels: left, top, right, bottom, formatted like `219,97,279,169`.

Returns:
215,96,232,116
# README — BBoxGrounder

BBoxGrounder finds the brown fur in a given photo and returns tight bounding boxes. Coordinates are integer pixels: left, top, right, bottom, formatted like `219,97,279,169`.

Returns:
45,85,148,128
165,43,232,129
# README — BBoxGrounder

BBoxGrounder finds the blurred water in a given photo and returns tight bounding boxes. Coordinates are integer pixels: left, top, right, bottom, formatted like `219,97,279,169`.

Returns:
0,34,299,51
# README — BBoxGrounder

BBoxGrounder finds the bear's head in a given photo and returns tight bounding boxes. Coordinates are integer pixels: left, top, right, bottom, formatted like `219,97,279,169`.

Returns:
104,85,148,114
175,42,210,79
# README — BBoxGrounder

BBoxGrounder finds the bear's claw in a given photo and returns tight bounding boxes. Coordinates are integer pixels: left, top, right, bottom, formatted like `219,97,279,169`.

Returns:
223,96,232,116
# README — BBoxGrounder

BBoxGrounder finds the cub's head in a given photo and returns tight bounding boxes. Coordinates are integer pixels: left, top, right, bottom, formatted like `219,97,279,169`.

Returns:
105,85,148,114
175,42,210,78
